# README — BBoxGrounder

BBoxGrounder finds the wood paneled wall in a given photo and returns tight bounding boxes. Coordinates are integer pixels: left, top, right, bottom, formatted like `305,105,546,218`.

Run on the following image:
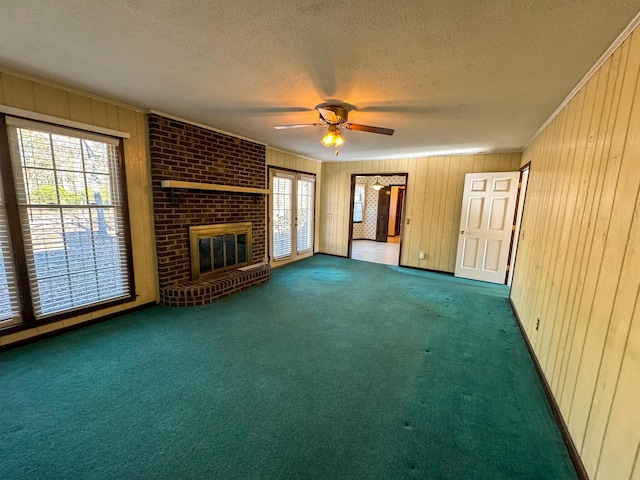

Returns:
319,153,521,272
266,148,322,253
0,71,157,347
511,30,640,480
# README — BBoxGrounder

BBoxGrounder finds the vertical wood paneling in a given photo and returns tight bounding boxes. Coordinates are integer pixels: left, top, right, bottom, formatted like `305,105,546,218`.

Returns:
412,158,429,267
118,107,155,303
68,92,94,124
1,74,36,111
106,103,120,130
421,157,438,265
0,73,5,105
0,71,156,347
90,98,109,126
319,152,520,271
511,29,640,480
497,152,512,171
541,69,602,370
441,157,460,271
32,83,70,118
483,153,499,172
550,55,618,397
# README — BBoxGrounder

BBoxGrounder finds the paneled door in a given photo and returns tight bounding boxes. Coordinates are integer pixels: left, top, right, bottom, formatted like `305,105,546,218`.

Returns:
269,169,315,266
454,172,520,284
375,186,391,242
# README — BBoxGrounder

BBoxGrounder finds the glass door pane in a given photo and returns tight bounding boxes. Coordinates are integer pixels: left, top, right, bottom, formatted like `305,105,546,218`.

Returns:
272,175,293,260
297,178,314,253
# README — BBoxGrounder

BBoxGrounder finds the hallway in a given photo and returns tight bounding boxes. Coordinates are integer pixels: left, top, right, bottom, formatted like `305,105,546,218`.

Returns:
351,237,400,265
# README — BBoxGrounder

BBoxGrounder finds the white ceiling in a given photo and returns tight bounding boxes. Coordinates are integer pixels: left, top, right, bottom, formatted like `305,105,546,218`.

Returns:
1,1,639,161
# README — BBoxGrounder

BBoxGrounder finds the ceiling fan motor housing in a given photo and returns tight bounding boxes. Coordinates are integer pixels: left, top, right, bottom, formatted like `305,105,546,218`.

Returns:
319,105,348,125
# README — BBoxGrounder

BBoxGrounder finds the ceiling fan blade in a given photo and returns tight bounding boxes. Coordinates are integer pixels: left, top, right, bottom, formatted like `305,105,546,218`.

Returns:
317,107,338,124
273,123,323,129
344,123,394,135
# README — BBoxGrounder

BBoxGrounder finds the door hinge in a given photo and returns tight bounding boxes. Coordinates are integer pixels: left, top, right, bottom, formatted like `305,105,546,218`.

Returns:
512,225,516,231
506,265,511,271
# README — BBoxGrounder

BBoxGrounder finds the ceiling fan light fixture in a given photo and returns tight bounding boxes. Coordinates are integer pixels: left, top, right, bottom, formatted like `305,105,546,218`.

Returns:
334,129,344,147
371,176,383,190
321,125,344,147
320,127,335,147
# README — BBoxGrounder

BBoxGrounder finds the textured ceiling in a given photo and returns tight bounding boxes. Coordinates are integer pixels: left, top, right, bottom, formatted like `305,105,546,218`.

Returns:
0,1,639,161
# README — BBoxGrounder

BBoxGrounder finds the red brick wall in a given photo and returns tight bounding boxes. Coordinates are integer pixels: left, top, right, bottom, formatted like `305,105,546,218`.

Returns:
148,114,267,291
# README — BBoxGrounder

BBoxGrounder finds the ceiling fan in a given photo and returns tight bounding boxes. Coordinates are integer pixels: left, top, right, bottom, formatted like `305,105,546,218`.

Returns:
274,105,394,148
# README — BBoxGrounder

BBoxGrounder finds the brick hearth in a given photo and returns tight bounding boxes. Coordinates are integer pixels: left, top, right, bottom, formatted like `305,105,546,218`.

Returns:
149,113,270,306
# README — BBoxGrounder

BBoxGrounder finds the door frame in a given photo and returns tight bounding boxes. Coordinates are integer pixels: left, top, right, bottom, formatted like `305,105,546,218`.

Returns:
506,162,531,285
388,185,406,237
347,173,409,261
268,166,317,267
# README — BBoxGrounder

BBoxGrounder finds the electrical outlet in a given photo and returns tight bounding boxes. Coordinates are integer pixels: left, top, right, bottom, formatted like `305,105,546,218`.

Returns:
536,318,540,331
327,213,333,219
419,252,425,260
406,218,411,225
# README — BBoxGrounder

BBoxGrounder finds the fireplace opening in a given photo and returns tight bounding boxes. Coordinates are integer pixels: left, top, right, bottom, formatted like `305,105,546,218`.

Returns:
190,222,252,280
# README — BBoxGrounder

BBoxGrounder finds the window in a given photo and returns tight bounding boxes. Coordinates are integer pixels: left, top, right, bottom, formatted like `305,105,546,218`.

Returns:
0,179,19,325
269,168,315,263
353,184,365,222
0,115,134,326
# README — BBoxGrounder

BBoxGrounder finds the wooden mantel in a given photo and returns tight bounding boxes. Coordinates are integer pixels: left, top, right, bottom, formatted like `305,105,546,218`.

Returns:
160,180,270,195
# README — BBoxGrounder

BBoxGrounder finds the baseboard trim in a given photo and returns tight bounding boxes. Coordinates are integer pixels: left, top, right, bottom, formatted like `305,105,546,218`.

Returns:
508,298,590,480
399,264,454,275
0,301,157,353
316,252,349,259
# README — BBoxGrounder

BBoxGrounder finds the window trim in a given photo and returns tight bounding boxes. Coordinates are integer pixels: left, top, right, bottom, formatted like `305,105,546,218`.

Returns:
0,113,136,333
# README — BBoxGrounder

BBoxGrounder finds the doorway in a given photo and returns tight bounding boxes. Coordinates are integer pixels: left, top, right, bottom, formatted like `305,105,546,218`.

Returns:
348,174,407,265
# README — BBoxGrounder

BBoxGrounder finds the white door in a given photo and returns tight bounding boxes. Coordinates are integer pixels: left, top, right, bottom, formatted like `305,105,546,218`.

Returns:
454,172,520,284
270,169,315,266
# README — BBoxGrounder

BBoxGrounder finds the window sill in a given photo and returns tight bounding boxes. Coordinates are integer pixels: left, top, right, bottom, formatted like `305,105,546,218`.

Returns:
0,293,138,336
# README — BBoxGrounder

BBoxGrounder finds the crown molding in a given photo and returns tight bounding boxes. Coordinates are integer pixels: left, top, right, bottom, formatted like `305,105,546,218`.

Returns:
147,109,268,146
524,10,640,150
0,66,145,113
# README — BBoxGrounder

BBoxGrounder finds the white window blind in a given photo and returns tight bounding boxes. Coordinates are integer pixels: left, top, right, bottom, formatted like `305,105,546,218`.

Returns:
6,117,130,318
0,179,20,324
297,176,314,253
353,184,365,222
272,174,293,260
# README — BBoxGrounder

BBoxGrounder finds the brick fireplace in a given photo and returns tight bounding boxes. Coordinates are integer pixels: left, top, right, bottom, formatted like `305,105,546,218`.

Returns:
149,113,270,306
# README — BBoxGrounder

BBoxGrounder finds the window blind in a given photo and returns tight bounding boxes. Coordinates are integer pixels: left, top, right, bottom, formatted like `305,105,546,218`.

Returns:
297,176,314,253
0,180,20,324
7,118,131,318
272,174,293,260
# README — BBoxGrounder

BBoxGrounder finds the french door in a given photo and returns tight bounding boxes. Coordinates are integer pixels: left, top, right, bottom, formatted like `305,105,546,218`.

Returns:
269,169,315,265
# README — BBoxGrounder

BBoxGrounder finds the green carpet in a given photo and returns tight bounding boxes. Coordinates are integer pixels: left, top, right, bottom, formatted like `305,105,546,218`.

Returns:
0,255,577,479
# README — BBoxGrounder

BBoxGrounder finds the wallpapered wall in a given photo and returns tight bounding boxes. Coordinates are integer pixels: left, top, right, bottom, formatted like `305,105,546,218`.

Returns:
352,175,406,240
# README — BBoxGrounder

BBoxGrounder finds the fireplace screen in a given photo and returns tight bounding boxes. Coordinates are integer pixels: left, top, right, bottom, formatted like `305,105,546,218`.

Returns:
190,223,252,280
